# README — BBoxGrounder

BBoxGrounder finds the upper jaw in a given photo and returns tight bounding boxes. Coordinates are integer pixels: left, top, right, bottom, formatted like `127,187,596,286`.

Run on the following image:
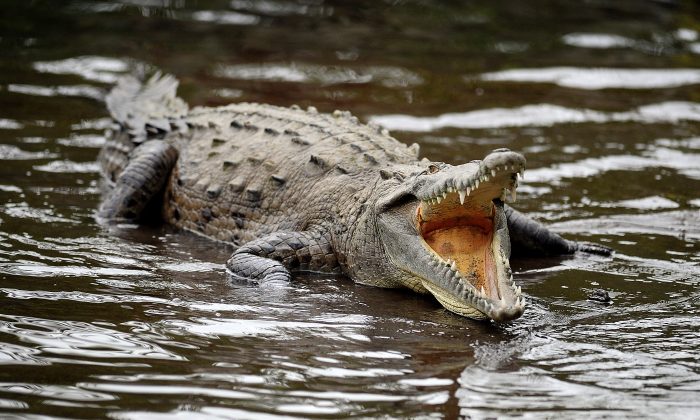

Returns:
416,149,525,206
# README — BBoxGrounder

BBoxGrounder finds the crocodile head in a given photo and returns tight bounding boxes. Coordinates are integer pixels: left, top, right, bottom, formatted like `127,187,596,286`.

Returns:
376,149,526,322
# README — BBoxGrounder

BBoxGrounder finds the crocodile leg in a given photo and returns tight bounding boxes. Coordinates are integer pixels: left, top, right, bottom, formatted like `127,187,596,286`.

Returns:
226,231,338,286
97,140,178,222
505,206,612,256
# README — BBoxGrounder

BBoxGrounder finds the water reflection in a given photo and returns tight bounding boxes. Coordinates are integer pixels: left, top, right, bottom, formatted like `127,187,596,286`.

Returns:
371,102,700,131
562,33,637,49
214,63,422,87
480,67,700,90
33,56,130,84
0,315,185,361
189,10,259,25
7,84,104,101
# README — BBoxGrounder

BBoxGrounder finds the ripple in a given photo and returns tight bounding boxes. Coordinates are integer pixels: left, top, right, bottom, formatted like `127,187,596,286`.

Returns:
164,315,371,342
7,83,104,100
0,315,185,361
214,63,422,87
114,407,302,419
0,343,45,366
33,160,100,173
458,365,639,418
79,383,255,400
230,0,329,17
33,56,129,84
370,102,700,131
0,382,116,402
478,67,700,89
0,202,77,224
0,145,58,160
459,334,700,418
676,28,699,42
95,372,267,385
70,118,113,131
335,350,408,360
158,261,223,273
0,185,22,193
0,118,24,130
1,288,168,305
305,366,410,379
397,377,454,387
188,10,260,25
0,263,153,278
0,398,28,409
562,33,636,49
56,134,106,148
525,146,700,183
606,196,679,210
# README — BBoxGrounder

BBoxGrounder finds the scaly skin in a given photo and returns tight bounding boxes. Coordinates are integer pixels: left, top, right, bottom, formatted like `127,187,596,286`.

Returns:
98,74,612,322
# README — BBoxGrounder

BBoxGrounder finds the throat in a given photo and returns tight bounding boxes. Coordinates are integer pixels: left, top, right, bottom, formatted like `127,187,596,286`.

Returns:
422,220,500,300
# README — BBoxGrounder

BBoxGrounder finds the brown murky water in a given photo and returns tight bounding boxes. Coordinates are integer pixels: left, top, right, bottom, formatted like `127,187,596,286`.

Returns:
1,1,700,418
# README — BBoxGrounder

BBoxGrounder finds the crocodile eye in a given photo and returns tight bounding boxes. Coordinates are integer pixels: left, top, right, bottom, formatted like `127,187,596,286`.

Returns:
427,164,440,174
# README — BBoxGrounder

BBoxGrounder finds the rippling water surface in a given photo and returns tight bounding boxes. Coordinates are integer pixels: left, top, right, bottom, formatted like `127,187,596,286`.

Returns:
1,1,699,418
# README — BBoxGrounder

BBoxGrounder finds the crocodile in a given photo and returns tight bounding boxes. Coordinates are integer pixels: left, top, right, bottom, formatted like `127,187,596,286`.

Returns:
98,73,611,322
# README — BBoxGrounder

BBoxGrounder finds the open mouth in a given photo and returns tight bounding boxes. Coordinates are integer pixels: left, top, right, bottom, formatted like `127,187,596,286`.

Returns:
415,155,526,321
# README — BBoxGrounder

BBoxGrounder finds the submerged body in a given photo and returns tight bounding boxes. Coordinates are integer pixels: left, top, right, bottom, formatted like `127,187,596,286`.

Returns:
99,74,610,322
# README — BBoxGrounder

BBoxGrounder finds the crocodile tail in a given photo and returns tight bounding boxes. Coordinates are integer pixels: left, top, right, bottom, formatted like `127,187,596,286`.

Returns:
106,72,189,141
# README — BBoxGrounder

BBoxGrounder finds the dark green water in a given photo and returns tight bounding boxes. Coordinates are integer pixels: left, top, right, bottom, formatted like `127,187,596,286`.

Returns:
1,1,700,418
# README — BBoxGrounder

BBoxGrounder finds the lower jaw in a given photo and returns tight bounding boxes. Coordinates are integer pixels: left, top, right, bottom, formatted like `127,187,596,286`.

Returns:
421,280,488,320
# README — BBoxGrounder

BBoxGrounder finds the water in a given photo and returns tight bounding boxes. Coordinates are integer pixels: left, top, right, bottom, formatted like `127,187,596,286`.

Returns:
1,1,699,418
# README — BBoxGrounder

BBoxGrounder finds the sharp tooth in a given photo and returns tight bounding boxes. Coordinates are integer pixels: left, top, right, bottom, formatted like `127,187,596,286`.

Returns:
450,260,457,271
516,286,522,295
466,186,471,196
500,295,506,305
459,190,466,205
437,196,443,204
480,286,485,296
475,180,479,189
519,169,525,179
491,169,496,177
442,191,447,200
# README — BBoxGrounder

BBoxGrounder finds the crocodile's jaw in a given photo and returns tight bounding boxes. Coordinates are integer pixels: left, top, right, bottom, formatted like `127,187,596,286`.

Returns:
418,199,523,321
376,149,526,322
